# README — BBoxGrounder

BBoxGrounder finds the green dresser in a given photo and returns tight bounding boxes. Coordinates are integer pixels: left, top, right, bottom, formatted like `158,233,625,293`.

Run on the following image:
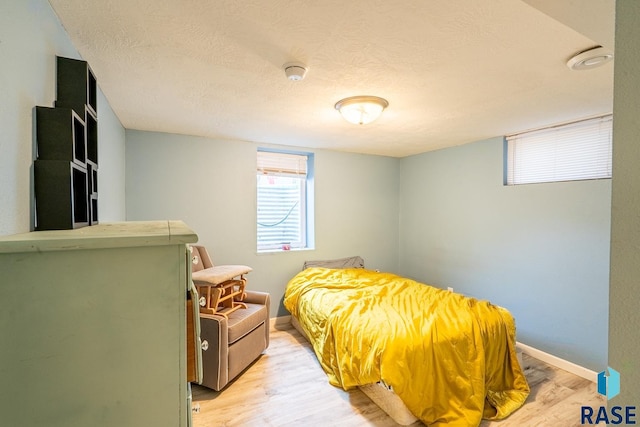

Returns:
0,221,198,427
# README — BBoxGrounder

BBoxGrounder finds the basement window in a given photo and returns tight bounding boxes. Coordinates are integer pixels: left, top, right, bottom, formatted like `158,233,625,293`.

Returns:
505,115,613,185
257,149,314,252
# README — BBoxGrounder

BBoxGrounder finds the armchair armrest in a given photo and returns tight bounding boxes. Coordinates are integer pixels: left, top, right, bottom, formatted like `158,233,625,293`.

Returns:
244,290,270,306
199,314,229,390
243,291,270,349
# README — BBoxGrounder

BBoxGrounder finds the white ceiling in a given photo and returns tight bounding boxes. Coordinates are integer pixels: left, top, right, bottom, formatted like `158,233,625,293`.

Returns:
48,0,614,158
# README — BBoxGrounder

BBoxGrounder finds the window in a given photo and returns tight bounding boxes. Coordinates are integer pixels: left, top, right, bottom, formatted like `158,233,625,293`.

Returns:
257,150,314,252
506,115,613,185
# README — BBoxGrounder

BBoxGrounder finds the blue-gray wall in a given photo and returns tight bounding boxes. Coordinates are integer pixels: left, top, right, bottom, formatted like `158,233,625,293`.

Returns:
125,130,400,317
0,0,126,236
125,130,611,370
398,137,611,371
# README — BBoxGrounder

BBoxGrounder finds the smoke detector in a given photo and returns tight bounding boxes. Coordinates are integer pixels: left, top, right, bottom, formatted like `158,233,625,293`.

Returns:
567,46,613,71
283,62,308,81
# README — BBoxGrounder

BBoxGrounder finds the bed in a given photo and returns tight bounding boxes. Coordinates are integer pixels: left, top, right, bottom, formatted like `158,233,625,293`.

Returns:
283,262,529,427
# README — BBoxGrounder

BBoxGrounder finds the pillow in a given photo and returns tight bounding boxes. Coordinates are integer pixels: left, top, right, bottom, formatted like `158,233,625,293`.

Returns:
302,256,365,270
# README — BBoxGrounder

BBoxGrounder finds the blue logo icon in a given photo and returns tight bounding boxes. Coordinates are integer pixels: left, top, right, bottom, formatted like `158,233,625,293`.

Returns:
597,367,620,399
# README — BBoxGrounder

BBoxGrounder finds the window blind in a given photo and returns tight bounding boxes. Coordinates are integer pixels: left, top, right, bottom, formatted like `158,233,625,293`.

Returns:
257,151,307,177
506,115,612,185
257,151,308,251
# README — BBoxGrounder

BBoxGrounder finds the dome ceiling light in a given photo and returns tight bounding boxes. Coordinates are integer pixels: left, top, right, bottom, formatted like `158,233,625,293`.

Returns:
567,46,614,71
334,95,389,125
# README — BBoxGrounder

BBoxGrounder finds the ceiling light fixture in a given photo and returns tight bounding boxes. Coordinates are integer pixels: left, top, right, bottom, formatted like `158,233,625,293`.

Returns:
567,46,613,71
334,96,389,125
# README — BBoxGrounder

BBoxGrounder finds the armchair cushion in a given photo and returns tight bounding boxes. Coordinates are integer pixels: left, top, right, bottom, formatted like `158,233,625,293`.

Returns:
190,245,214,272
203,302,267,345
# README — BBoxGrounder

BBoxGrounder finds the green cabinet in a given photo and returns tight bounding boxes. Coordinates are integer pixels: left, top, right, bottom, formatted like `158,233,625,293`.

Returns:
0,221,198,427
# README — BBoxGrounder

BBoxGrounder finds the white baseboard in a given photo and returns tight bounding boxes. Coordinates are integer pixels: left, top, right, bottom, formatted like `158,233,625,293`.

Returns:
516,341,597,383
270,315,292,332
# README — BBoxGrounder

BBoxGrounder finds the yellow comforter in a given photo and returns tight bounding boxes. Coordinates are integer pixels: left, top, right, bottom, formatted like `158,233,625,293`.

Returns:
283,268,529,427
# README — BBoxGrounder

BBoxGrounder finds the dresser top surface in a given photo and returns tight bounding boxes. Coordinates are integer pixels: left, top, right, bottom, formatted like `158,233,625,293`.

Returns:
0,220,198,253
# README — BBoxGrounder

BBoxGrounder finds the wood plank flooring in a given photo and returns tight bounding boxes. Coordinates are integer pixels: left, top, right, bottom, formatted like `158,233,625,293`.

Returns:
192,325,604,426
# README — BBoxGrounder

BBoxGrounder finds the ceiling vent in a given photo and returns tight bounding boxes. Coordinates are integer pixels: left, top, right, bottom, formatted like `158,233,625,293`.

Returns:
567,46,614,71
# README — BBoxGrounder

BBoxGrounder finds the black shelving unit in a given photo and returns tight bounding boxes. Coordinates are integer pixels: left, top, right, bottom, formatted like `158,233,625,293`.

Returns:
34,56,98,230
34,160,89,230
55,56,97,117
36,107,86,166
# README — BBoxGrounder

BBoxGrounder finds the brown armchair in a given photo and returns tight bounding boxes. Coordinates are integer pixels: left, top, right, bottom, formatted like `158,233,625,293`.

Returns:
190,245,270,391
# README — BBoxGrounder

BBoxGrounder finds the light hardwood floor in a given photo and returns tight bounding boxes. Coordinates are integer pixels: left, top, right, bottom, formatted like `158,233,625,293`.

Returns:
192,325,604,426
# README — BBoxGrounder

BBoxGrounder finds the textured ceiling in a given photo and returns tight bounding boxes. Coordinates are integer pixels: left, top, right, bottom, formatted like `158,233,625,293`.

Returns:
48,0,614,158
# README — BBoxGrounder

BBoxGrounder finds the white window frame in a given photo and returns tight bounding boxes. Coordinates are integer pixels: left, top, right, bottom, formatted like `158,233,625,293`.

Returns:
256,149,314,252
505,114,613,185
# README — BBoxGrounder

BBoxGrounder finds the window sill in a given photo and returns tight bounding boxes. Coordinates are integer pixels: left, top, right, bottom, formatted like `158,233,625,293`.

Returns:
256,247,315,255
